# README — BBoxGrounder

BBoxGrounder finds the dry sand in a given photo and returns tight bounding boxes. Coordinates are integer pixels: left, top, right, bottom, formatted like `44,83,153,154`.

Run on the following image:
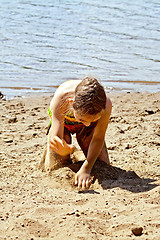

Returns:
0,91,160,240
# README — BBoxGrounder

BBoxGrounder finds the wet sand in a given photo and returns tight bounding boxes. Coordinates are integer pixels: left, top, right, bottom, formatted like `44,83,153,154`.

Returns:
0,91,160,239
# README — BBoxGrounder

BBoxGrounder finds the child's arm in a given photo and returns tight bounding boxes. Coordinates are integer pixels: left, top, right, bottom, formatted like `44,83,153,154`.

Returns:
49,134,74,156
48,92,74,156
75,98,112,190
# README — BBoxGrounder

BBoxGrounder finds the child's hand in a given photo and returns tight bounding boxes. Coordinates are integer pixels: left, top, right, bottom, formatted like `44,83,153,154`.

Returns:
49,136,74,156
75,168,92,191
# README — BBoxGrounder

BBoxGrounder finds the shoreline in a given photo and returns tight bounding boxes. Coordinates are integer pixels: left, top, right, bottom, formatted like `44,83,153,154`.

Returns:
1,89,160,102
0,91,160,239
1,81,160,101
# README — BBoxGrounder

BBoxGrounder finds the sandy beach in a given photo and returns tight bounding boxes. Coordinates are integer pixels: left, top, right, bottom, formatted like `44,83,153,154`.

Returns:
0,91,160,239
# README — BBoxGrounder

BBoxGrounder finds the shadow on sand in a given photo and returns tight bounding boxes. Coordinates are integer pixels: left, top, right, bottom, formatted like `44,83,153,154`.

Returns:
68,160,158,193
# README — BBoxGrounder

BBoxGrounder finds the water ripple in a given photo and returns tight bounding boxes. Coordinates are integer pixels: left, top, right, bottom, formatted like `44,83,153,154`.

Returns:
0,0,160,98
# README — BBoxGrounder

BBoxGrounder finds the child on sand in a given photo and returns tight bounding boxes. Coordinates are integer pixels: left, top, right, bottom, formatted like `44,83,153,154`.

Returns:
42,77,112,190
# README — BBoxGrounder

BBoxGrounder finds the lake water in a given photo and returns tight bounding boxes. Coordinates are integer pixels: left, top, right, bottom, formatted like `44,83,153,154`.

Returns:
0,0,160,99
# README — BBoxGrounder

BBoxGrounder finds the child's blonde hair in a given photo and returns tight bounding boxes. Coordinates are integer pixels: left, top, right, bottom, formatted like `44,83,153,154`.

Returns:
73,77,106,115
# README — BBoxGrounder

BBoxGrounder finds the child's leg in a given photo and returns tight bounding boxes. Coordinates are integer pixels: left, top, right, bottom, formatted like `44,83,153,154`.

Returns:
76,125,110,165
44,127,72,172
97,142,110,165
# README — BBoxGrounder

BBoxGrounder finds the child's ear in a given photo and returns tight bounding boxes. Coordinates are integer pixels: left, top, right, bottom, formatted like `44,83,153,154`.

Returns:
68,98,74,106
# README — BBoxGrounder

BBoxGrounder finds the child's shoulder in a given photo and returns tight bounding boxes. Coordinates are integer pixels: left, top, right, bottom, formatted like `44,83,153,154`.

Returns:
58,80,81,91
105,95,112,115
53,80,81,98
50,80,81,107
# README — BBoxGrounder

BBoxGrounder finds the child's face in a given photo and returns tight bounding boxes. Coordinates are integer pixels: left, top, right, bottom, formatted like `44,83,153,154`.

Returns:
74,110,101,127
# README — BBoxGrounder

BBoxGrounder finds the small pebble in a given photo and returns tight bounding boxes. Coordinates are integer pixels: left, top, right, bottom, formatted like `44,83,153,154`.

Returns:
8,117,18,123
75,213,80,217
131,227,143,236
